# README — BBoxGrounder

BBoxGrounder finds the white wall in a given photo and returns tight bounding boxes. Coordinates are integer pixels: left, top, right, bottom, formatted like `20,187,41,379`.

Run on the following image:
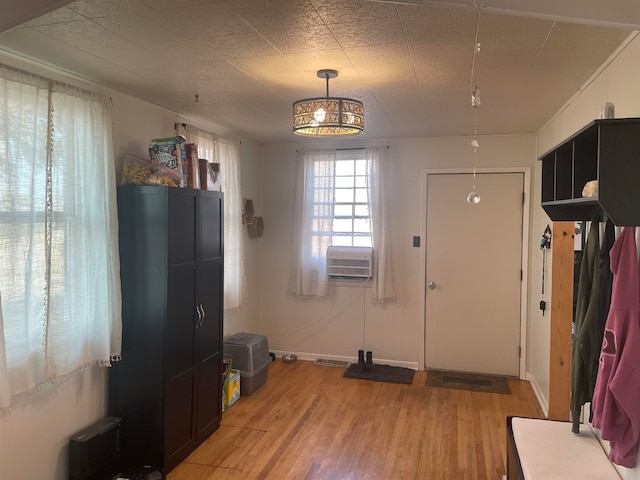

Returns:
0,52,262,480
260,134,539,368
525,161,552,415
526,32,640,419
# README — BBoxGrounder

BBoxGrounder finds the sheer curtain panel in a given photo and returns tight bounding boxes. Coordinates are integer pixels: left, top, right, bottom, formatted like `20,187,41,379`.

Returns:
0,64,122,411
216,138,246,309
177,123,246,310
290,150,336,298
365,146,396,303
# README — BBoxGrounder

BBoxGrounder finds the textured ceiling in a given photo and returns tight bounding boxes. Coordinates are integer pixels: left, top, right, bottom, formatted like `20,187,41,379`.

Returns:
0,0,634,143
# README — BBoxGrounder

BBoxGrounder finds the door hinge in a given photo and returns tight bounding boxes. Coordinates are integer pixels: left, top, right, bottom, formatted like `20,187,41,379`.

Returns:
522,192,525,205
519,346,522,358
520,269,523,281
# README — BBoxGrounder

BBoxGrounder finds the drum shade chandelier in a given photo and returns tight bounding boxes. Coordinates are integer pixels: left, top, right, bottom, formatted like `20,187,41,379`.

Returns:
293,69,364,137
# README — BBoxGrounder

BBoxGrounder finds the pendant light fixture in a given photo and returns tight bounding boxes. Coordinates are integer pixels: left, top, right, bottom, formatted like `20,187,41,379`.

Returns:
466,9,482,205
293,69,364,137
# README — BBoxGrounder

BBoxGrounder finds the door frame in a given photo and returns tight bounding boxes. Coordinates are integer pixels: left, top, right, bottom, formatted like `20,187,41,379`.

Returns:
419,167,531,379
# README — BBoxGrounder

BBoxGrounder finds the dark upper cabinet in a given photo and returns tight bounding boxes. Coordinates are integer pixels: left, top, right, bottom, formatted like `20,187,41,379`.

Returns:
539,118,640,226
111,186,224,473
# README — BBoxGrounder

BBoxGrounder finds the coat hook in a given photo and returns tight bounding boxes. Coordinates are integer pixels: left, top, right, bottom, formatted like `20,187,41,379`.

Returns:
194,94,200,103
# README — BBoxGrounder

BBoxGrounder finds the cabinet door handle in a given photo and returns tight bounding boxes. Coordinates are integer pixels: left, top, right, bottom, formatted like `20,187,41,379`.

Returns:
199,304,206,327
195,304,203,328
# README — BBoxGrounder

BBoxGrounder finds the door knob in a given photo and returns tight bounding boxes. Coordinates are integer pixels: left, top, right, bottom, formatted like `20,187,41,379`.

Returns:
427,281,436,290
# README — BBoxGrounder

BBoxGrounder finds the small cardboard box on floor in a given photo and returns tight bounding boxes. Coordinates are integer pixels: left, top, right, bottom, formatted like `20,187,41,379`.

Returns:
225,370,240,409
223,333,270,396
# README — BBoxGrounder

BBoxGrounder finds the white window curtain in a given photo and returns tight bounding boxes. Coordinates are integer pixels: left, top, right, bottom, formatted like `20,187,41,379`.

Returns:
290,150,336,298
216,138,246,309
0,64,122,411
365,146,396,303
177,124,246,310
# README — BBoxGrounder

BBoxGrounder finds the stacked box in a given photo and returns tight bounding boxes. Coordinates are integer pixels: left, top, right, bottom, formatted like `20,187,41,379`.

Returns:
223,333,270,396
225,369,240,408
222,354,233,412
185,143,201,189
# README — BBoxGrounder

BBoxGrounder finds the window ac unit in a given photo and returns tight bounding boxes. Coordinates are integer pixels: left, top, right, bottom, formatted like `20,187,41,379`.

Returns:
326,246,373,279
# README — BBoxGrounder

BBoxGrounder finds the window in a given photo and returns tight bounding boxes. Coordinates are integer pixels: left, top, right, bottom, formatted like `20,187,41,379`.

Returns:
332,150,372,247
291,146,395,302
0,64,122,410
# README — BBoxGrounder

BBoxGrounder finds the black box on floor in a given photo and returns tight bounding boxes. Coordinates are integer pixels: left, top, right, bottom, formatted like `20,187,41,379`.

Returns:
108,465,164,480
69,416,122,480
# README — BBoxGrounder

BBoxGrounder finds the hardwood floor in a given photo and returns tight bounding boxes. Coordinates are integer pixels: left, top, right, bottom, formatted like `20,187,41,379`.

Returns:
168,360,543,480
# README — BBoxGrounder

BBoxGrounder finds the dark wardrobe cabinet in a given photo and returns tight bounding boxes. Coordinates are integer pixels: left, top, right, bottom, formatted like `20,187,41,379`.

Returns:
110,186,224,473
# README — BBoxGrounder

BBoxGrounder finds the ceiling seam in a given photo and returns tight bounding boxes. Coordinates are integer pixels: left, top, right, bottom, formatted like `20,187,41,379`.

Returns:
395,2,433,134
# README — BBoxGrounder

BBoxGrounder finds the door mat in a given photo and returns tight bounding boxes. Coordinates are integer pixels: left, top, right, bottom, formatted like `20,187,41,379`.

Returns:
314,359,351,368
425,370,511,394
343,363,415,384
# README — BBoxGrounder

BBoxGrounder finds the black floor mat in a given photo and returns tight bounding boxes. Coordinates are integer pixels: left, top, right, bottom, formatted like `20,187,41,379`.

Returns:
425,369,511,394
343,363,415,384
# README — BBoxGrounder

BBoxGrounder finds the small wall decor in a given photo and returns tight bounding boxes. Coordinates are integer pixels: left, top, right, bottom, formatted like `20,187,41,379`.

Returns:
242,198,255,225
248,216,264,238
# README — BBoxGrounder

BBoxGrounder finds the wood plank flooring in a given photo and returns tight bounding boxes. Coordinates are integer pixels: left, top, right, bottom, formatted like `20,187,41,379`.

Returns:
168,360,543,480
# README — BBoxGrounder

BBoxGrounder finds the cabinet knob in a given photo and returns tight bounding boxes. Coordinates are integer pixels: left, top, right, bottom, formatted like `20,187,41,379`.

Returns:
427,281,436,290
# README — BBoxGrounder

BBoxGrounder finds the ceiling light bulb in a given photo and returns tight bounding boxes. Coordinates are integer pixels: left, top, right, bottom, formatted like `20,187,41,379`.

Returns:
314,107,326,123
471,86,481,109
467,191,481,204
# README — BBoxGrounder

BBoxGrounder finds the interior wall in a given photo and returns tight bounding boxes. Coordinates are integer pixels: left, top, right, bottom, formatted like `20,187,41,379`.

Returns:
527,32,640,419
525,158,552,414
260,134,538,367
0,52,262,480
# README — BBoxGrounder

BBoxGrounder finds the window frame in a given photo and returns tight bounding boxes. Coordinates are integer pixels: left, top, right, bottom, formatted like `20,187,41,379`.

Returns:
331,149,372,248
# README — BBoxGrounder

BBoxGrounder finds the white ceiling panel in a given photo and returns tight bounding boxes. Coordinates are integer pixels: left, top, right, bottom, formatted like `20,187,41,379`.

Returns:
379,0,640,29
67,0,151,18
0,0,634,143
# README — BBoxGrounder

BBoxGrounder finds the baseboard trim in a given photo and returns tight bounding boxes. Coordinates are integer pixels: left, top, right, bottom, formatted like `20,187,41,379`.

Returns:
526,372,549,417
270,350,419,370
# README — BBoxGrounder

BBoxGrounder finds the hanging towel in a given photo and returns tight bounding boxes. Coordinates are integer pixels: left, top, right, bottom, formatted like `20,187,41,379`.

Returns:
591,226,640,468
571,220,600,433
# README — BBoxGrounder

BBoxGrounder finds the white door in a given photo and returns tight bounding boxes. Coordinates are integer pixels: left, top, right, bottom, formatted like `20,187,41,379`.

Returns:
425,172,524,376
